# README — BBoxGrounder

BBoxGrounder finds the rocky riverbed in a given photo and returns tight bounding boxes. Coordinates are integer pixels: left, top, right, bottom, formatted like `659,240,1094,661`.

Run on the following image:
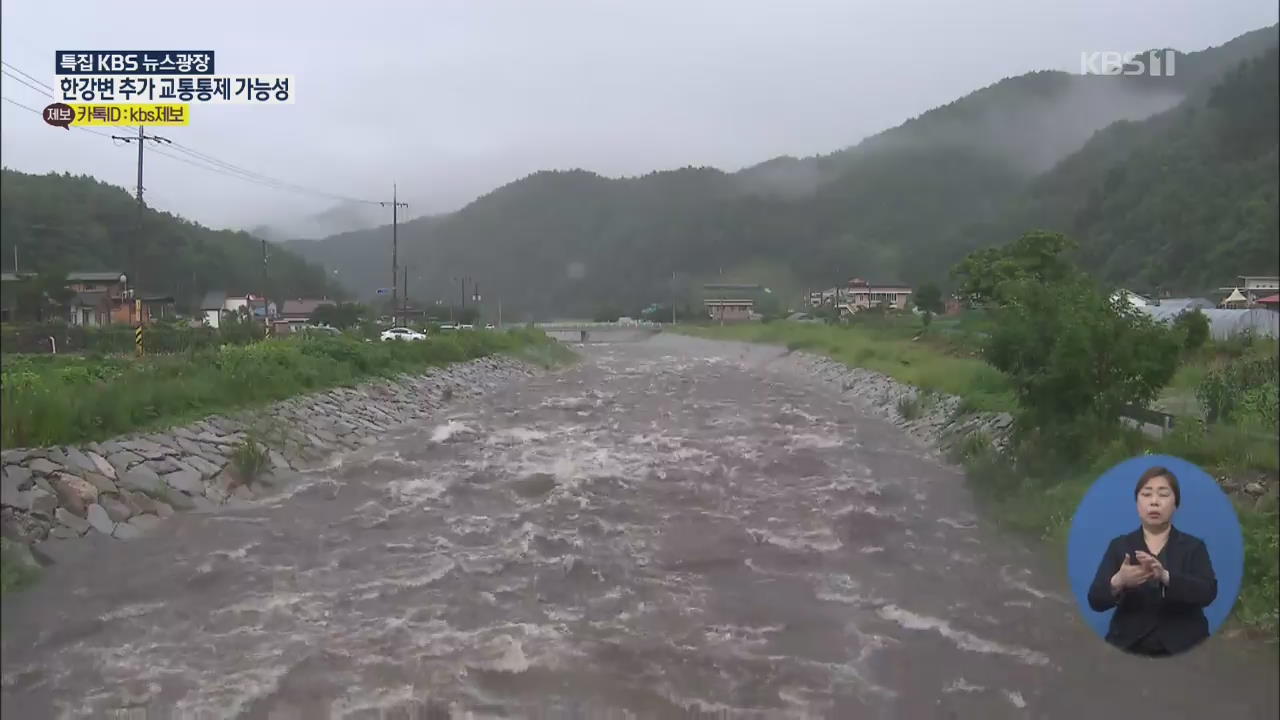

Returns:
1,355,538,564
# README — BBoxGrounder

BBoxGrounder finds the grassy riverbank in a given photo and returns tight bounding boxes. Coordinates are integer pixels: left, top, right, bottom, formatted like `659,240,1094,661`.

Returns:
679,319,1278,639
0,328,566,449
680,315,1014,412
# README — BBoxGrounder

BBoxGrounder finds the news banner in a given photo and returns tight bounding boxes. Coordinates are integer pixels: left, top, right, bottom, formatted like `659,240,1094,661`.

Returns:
43,50,292,128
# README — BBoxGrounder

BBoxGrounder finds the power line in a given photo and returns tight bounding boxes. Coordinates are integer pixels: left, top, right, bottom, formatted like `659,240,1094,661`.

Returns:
164,140,381,205
1,61,54,92
2,58,385,206
2,95,115,138
1,67,54,98
2,95,379,202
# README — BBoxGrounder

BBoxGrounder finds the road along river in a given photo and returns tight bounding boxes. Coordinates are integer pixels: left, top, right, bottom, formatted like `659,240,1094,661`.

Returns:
3,334,1276,719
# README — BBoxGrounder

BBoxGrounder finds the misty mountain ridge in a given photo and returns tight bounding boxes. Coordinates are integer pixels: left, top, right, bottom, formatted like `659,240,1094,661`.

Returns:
279,23,1276,317
251,200,387,242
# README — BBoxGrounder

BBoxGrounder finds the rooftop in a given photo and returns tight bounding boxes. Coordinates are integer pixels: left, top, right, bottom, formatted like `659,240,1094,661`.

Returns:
1,270,124,283
845,278,911,289
280,298,334,316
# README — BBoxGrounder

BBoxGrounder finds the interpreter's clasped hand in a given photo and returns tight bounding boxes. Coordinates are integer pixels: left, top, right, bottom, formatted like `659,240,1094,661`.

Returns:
1134,551,1170,585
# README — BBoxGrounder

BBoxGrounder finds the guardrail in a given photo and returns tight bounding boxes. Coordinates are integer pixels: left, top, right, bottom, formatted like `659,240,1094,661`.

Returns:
1117,404,1275,443
1119,404,1178,432
535,321,664,330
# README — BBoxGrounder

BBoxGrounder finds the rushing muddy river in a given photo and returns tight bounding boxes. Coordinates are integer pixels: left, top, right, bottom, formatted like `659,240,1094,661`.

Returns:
3,335,1276,719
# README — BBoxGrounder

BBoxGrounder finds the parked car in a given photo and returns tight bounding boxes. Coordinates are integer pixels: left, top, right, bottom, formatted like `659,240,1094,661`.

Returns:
485,323,496,329
438,323,457,331
301,324,342,336
380,327,426,342
460,324,475,330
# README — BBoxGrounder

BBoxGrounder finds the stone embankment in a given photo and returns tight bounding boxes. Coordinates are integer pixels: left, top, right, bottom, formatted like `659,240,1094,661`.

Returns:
1,355,536,563
781,350,1277,508
779,351,1016,455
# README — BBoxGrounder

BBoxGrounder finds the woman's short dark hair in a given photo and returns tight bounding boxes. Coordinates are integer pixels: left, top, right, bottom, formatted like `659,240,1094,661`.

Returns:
1135,466,1181,507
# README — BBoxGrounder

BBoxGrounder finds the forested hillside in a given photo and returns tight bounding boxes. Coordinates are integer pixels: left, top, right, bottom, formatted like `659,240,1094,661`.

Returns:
0,170,340,308
6,25,1272,319
976,46,1279,294
286,25,1276,317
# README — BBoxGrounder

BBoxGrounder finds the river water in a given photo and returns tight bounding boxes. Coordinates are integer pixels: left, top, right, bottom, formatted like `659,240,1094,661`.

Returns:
3,335,1276,719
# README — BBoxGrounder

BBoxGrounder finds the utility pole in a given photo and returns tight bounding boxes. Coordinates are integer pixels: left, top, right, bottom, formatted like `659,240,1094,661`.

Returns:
402,266,408,320
110,126,171,325
672,271,677,325
379,185,408,325
261,236,272,332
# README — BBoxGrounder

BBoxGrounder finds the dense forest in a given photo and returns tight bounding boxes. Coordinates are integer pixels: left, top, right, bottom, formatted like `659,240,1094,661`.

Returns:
0,170,341,310
966,45,1280,295
285,25,1277,318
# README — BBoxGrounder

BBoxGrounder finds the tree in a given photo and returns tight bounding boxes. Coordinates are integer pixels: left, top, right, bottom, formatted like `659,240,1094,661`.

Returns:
914,282,944,315
982,275,1180,452
1172,308,1210,351
216,307,265,345
951,230,1078,306
310,302,366,330
9,268,74,323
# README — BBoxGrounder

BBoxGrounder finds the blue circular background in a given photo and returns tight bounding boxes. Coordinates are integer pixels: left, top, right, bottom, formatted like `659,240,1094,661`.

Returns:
1067,454,1244,639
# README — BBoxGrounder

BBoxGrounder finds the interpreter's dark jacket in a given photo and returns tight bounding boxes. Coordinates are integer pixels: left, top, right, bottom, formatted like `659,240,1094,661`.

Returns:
1087,526,1217,656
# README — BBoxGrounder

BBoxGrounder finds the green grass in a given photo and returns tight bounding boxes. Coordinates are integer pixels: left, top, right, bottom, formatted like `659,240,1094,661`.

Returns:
0,328,560,448
679,321,1015,412
510,340,579,370
1157,421,1280,476
1237,499,1280,633
230,435,271,485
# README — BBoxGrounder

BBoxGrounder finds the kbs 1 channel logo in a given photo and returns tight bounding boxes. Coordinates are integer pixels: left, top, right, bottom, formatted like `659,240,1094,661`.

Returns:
41,50,293,130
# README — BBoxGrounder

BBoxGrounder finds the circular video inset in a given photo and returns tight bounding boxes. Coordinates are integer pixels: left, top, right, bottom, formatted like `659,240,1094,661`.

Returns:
1066,454,1244,658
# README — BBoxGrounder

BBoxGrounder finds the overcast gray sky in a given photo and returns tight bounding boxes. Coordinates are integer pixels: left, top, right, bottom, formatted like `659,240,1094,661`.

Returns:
2,0,1276,236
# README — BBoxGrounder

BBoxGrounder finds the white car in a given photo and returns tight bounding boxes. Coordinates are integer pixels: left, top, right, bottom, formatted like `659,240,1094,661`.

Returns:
438,323,457,331
380,327,426,342
460,324,475,330
485,323,496,329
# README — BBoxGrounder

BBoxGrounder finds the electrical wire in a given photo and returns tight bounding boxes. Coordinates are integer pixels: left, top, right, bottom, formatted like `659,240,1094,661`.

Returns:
2,95,115,138
2,56,384,205
1,61,55,91
1,67,54,98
